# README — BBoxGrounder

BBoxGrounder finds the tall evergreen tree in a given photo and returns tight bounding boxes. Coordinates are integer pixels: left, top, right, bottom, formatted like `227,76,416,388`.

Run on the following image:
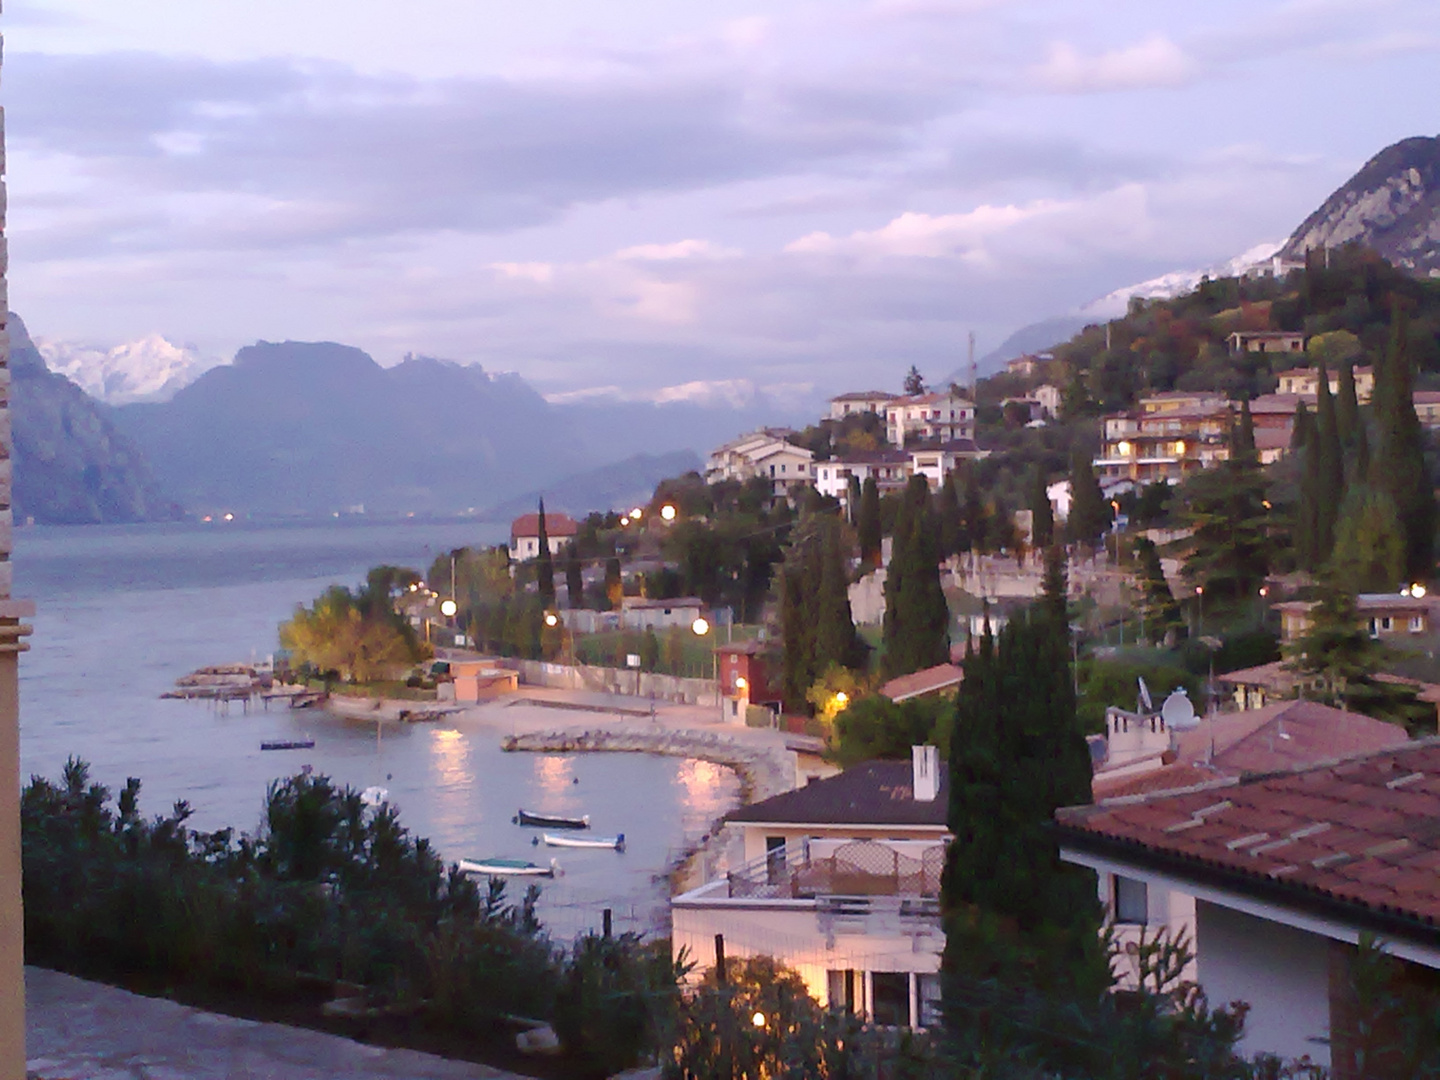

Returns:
565,551,583,609
1180,446,1270,603
1371,305,1436,581
936,471,963,558
1336,361,1359,444
845,474,862,526
857,477,882,568
779,563,816,712
1329,488,1406,593
1133,536,1181,644
960,467,984,555
1232,398,1256,459
1314,363,1344,560
942,604,1106,1031
1040,544,1067,626
535,499,556,607
813,517,864,673
1067,448,1109,547
882,477,949,678
1030,468,1055,551
1289,398,1314,453
1295,401,1321,570
903,365,926,395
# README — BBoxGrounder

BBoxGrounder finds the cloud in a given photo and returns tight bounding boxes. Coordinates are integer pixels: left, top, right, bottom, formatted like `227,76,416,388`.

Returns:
1032,35,1200,93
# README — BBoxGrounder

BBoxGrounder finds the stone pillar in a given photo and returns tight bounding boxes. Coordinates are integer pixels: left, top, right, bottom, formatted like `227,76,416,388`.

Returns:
0,4,35,1074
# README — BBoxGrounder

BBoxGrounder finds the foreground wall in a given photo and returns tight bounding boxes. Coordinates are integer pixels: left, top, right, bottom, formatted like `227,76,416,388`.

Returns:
508,658,719,708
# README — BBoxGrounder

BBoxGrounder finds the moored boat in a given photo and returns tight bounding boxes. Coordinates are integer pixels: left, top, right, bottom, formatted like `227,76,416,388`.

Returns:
542,832,624,851
458,857,560,877
514,808,589,830
260,738,315,751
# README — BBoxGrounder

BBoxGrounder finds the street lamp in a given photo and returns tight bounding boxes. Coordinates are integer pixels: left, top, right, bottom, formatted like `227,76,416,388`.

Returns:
544,612,559,628
1194,586,1203,639
692,617,721,720
752,1011,766,1029
661,504,677,522
620,515,630,527
440,599,458,618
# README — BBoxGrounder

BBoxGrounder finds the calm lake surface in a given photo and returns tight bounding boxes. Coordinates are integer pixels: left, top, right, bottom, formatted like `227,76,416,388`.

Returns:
14,520,741,938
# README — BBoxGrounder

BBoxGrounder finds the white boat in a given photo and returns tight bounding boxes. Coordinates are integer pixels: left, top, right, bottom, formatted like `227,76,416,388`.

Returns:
543,832,625,851
458,857,560,878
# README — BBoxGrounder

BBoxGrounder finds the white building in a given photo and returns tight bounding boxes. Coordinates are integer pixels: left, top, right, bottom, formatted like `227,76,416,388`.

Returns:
705,430,814,495
813,450,910,504
509,511,579,561
884,391,975,447
1033,384,1062,418
828,391,897,421
908,440,989,489
672,750,948,1028
619,596,706,631
1059,740,1440,1071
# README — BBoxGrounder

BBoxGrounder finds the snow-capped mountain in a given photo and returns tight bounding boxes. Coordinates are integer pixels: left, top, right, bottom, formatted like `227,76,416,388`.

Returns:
35,333,223,404
1076,239,1286,321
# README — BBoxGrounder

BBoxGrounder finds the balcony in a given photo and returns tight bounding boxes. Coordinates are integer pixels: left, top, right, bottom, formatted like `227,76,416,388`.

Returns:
723,840,945,901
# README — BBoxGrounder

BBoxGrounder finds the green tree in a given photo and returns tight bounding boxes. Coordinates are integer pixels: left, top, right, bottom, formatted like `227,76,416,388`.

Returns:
882,477,950,678
565,551,583,610
535,499,556,607
1313,363,1344,560
936,471,964,558
857,477,882,568
1329,488,1406,593
832,694,951,766
1133,537,1182,644
1337,361,1360,444
813,517,865,674
1030,468,1054,551
942,606,1106,1041
1370,305,1436,581
1067,447,1109,547
960,467,985,555
903,365,926,395
1287,584,1381,706
845,474,862,526
1179,443,1270,604
604,557,623,610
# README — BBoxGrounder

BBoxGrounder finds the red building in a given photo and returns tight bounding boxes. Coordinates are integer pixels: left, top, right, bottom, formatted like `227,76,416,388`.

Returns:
716,639,782,724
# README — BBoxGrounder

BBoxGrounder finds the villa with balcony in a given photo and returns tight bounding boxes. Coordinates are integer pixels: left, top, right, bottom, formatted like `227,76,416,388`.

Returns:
671,750,948,1028
1094,395,1233,487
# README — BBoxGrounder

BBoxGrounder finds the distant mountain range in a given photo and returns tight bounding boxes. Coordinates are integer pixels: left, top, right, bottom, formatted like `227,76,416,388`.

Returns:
35,333,219,404
8,315,180,525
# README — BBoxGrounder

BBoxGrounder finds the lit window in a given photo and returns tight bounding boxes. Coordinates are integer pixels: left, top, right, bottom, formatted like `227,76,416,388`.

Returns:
1114,875,1148,925
1411,616,1424,633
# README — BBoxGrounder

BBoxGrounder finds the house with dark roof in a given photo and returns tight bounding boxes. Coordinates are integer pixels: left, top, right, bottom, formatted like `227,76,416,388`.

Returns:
1057,740,1440,1071
508,511,578,561
671,750,948,1029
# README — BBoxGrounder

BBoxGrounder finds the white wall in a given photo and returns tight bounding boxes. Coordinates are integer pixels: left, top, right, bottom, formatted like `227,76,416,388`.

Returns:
1196,901,1331,1068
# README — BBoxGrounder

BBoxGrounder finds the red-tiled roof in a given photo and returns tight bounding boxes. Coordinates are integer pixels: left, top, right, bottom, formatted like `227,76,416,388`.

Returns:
510,512,579,540
1057,740,1440,941
880,663,964,702
831,390,897,402
1170,700,1408,777
1093,763,1219,800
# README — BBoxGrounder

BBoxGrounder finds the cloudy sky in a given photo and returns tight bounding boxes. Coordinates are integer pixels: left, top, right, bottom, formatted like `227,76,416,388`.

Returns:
5,0,1439,400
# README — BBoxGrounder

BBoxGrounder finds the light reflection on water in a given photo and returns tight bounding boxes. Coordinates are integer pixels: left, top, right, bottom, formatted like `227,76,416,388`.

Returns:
14,521,743,938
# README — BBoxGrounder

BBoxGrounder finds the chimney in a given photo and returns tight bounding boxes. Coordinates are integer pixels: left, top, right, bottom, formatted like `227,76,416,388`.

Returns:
912,745,940,802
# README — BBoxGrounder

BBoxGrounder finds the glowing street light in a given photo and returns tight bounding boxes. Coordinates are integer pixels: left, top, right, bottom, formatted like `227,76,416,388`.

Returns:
735,676,748,691
660,504,677,522
1413,584,1428,599
544,612,559,628
620,516,630,526
834,691,849,706
440,599,458,618
691,617,710,636
751,1011,766,1029
630,507,644,519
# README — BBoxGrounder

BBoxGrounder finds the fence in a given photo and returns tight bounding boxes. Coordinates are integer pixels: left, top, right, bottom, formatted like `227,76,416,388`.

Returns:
507,658,719,706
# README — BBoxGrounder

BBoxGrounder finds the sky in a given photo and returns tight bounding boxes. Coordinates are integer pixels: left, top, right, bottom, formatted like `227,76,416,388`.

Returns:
4,0,1439,401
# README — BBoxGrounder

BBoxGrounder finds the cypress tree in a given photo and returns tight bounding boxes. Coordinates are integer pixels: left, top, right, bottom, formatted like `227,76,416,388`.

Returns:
1067,447,1109,548
936,471,963,559
961,468,984,555
565,552,583,609
1337,362,1359,444
814,518,864,673
942,604,1105,1020
1040,544,1067,626
1314,363,1345,562
535,500,556,607
603,556,622,610
882,476,949,678
780,564,815,712
1030,468,1055,551
1290,399,1314,453
1371,305,1435,581
1133,536,1181,643
846,474,863,526
857,477,882,568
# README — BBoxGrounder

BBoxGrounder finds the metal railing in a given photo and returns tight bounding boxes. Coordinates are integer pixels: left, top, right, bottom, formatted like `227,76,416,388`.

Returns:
723,840,945,901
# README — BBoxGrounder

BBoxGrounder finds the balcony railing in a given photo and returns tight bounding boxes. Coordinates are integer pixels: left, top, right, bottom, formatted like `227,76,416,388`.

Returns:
724,840,945,901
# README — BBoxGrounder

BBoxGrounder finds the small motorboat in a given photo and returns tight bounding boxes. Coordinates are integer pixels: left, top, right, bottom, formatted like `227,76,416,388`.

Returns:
260,738,315,751
543,832,624,851
459,857,560,878
514,808,589,830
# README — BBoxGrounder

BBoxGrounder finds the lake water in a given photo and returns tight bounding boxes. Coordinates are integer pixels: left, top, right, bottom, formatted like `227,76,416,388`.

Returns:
13,520,741,939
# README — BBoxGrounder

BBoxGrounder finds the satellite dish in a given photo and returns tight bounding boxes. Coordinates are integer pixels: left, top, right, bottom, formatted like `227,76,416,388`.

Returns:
1137,676,1154,713
1161,688,1197,732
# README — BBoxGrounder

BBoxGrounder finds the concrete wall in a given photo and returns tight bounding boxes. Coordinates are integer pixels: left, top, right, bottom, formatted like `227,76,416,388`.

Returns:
509,658,720,707
1196,900,1331,1068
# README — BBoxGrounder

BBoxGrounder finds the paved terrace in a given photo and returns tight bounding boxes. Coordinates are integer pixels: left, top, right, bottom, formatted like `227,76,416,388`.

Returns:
25,967,526,1080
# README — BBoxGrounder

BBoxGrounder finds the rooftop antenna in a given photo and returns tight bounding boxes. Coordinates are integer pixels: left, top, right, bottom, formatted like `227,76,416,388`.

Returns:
967,331,976,396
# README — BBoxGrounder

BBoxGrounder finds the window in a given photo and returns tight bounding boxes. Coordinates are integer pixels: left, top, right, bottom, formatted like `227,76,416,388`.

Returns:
1412,615,1425,633
1369,617,1379,638
827,970,858,1013
917,973,942,1029
765,836,786,885
1381,616,1393,632
871,972,911,1027
1114,875,1148,925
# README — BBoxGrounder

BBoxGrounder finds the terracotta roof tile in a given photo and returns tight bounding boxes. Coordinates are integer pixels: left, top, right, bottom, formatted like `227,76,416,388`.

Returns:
1059,739,1440,931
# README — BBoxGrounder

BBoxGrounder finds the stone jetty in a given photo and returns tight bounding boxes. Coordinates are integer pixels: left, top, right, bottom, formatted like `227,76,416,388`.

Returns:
501,728,796,804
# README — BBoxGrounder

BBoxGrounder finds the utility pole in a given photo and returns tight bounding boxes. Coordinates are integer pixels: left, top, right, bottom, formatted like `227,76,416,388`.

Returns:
967,331,977,397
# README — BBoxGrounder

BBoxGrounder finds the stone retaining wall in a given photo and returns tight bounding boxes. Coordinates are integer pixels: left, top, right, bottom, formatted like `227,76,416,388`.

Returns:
507,659,719,707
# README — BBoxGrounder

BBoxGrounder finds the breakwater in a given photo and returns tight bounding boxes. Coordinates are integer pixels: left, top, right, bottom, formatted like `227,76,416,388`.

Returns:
500,727,797,805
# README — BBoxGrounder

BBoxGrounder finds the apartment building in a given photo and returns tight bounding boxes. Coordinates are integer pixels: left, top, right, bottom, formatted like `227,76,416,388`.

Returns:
1094,394,1232,486
884,391,975,447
